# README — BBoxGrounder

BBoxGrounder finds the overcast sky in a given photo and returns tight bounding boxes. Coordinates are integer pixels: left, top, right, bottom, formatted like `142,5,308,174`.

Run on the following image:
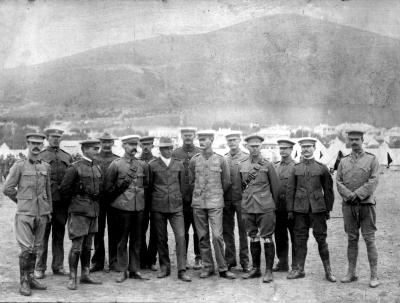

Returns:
1,0,400,69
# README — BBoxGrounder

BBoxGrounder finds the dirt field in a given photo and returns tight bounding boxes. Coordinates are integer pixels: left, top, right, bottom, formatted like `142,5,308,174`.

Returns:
0,168,399,303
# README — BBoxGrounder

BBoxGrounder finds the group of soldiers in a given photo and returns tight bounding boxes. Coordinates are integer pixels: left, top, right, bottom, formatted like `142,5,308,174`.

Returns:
2,127,380,297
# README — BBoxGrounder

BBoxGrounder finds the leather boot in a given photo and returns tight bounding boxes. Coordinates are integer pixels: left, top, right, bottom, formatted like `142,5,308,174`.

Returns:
341,246,358,283
28,253,47,290
369,264,380,288
67,251,79,290
322,259,336,282
80,247,102,285
116,271,128,283
242,241,261,279
263,242,274,283
19,252,31,296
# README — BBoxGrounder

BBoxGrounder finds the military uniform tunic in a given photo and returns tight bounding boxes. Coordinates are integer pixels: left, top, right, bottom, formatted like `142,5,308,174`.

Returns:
3,158,52,254
239,155,279,238
336,150,379,267
189,151,231,273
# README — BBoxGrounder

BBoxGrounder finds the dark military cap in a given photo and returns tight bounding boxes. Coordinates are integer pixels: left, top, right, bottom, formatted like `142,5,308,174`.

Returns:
197,129,215,138
98,132,117,141
158,137,174,147
26,133,46,143
139,136,155,144
346,129,365,138
45,128,64,137
79,139,101,147
180,127,197,134
121,135,140,144
298,137,317,146
244,134,264,146
277,138,296,148
225,131,242,140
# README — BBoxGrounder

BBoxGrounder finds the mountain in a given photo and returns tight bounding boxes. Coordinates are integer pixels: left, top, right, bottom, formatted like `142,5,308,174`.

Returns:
1,13,400,127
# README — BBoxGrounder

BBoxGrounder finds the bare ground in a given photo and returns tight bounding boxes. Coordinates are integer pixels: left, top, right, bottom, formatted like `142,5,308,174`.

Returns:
0,168,399,302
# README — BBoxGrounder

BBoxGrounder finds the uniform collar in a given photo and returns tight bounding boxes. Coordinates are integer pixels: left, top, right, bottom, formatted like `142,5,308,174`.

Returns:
140,151,154,161
351,149,365,160
201,149,213,159
250,154,263,163
280,156,293,165
182,144,196,152
124,153,136,161
28,157,41,164
302,156,315,164
48,145,60,152
229,149,241,157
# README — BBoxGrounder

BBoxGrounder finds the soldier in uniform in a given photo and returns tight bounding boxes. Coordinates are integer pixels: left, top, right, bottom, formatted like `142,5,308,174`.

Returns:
172,127,202,270
273,139,296,273
90,132,120,272
286,138,336,282
149,137,191,282
223,131,250,272
337,130,380,288
239,134,280,283
189,130,235,279
60,139,103,290
34,129,72,279
3,133,50,296
105,135,149,282
138,136,158,271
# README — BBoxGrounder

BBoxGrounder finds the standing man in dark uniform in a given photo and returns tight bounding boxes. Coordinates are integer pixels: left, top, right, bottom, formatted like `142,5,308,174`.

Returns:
273,139,296,273
138,136,158,271
239,134,280,283
337,130,380,288
149,137,191,282
34,129,72,279
223,131,250,272
286,137,336,282
90,132,120,272
105,135,149,282
60,139,103,290
189,130,235,279
172,127,202,270
3,133,50,296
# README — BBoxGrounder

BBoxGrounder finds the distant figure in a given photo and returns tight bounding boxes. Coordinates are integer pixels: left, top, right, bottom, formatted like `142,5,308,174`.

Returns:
3,154,17,179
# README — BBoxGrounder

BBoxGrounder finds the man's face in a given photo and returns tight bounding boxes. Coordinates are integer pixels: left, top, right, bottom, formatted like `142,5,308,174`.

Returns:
181,132,195,145
140,142,153,153
123,143,137,155
301,145,315,158
160,146,173,159
48,135,61,148
247,144,261,157
86,146,100,160
227,138,240,151
348,136,363,151
27,141,43,156
279,146,293,158
198,136,212,150
100,139,114,151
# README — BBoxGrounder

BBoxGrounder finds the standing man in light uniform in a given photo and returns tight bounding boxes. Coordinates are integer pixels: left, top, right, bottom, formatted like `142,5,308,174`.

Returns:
337,130,380,288
189,130,235,279
273,139,296,273
3,133,51,296
223,131,250,273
